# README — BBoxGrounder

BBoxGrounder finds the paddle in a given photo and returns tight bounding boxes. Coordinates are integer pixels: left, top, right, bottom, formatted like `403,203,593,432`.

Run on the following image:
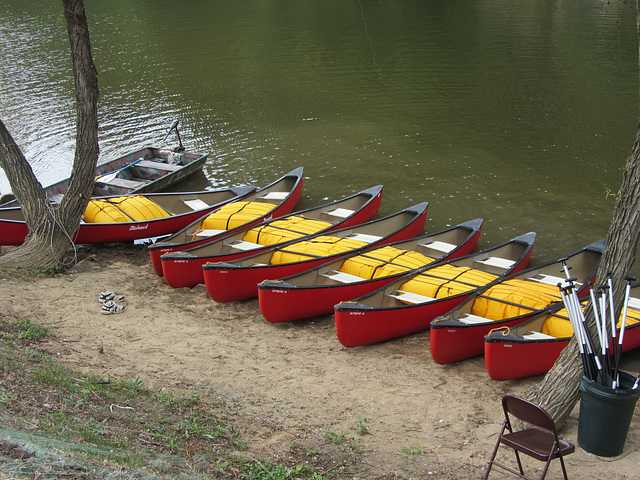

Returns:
96,157,144,184
612,276,636,388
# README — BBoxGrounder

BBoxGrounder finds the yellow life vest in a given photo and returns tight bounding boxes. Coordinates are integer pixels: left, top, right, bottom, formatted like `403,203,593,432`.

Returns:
269,236,368,265
399,264,498,301
242,216,332,246
340,246,435,280
471,279,562,320
541,306,640,338
200,201,274,231
540,308,574,338
84,196,171,223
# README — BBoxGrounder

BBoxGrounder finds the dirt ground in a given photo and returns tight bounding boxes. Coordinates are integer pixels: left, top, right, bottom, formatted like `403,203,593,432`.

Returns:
1,243,640,479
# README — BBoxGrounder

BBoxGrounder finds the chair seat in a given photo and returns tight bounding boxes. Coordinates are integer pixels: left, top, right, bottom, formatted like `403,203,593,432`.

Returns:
502,429,575,461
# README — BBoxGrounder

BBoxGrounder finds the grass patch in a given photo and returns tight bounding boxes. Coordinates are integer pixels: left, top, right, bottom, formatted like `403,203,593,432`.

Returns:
0,314,347,479
402,442,424,455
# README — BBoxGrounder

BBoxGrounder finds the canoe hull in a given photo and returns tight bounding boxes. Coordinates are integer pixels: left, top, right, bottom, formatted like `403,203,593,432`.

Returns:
0,146,210,246
484,287,640,381
149,168,306,276
335,293,475,347
161,184,384,289
428,240,605,365
0,187,252,246
203,203,429,302
257,219,484,323
484,334,568,381
260,275,413,324
333,232,536,347
430,312,542,365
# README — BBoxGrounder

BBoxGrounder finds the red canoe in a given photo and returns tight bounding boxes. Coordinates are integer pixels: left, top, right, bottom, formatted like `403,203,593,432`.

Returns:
0,186,256,245
257,218,484,323
484,284,640,381
161,185,384,288
149,167,305,276
202,202,429,303
428,240,605,365
333,232,536,347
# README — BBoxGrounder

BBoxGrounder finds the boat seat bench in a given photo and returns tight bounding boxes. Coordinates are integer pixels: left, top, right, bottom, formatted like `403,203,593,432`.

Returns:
388,290,435,304
258,191,289,200
195,229,226,237
523,331,556,340
347,233,382,243
321,270,365,283
473,256,515,269
419,240,457,253
136,160,181,171
182,198,210,210
458,313,491,325
527,273,568,286
322,207,355,218
100,177,148,190
226,240,263,251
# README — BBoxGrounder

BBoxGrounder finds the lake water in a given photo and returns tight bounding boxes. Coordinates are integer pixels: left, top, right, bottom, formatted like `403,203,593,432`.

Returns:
1,0,638,267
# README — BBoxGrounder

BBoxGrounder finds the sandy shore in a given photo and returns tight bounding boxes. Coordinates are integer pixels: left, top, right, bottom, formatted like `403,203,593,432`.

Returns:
1,243,639,479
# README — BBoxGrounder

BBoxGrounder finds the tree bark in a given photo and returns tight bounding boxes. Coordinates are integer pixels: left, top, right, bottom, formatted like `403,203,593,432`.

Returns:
0,0,98,269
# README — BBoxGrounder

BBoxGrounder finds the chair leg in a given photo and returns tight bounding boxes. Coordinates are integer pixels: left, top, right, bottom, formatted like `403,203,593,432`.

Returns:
558,453,569,480
538,456,552,480
483,440,501,479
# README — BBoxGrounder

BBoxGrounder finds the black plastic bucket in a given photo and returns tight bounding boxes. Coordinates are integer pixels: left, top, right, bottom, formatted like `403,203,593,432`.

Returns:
578,371,640,457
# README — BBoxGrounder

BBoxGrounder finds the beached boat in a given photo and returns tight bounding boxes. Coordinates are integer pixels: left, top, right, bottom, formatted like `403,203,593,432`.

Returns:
0,146,208,209
161,185,385,289
484,284,640,381
428,240,605,365
148,167,306,276
0,186,256,245
333,232,536,347
202,202,429,303
257,218,484,323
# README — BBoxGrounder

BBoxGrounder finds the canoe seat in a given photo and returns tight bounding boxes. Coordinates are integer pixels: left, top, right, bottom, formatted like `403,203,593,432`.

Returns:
474,256,515,270
100,177,148,190
458,313,490,325
420,240,457,253
528,274,566,286
182,198,209,210
347,233,382,243
136,160,181,171
258,191,289,200
195,229,225,237
388,290,434,304
323,207,354,218
628,297,640,310
225,240,263,251
523,331,556,340
321,270,365,283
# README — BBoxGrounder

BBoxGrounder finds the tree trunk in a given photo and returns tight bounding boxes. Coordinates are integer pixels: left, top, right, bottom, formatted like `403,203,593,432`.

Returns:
0,0,98,269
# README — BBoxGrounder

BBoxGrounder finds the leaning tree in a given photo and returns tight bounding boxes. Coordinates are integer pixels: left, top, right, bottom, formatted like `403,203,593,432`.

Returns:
525,1,640,423
0,0,98,269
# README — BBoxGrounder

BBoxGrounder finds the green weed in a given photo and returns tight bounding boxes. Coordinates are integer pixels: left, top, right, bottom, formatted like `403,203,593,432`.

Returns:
324,426,360,453
240,460,326,479
355,417,369,436
402,442,424,455
127,376,144,392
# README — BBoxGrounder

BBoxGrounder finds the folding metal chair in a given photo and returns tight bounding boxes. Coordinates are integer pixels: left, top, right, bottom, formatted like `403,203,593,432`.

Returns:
484,394,575,480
